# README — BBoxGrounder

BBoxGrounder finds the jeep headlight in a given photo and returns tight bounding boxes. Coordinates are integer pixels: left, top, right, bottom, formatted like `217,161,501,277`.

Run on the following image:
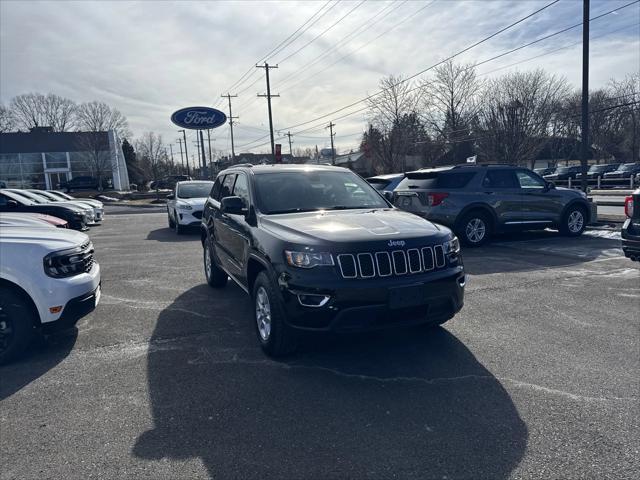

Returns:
177,203,192,210
445,236,461,255
285,250,334,268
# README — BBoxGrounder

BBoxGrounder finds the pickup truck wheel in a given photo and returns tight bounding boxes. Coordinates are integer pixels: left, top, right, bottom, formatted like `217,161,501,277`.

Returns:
253,271,296,357
560,206,586,236
204,241,227,288
0,287,36,365
458,211,491,247
168,210,175,229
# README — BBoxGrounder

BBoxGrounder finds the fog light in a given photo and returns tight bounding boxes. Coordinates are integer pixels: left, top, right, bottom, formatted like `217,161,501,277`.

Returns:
49,306,63,314
297,294,330,308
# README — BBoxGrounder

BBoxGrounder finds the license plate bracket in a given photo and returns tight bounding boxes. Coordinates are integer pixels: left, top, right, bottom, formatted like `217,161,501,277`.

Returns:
389,284,427,309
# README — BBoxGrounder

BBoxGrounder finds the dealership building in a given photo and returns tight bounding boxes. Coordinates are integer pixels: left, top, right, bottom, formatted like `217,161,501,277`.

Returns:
0,127,130,190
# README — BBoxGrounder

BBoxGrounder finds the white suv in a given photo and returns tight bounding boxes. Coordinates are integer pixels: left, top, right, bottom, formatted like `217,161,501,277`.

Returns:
166,180,214,234
0,226,101,363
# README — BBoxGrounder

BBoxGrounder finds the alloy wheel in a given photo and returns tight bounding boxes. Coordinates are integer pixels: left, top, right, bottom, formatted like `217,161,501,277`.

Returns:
255,286,272,341
466,218,486,243
568,210,584,233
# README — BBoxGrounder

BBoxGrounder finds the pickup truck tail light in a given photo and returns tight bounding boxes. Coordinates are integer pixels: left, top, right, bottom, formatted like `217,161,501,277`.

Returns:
624,196,634,218
428,192,449,207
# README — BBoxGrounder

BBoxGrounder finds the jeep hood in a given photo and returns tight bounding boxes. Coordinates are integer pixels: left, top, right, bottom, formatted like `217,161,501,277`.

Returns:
260,208,449,244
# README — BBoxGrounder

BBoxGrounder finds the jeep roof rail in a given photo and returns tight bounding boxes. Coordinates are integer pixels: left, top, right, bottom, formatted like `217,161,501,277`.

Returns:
229,163,254,168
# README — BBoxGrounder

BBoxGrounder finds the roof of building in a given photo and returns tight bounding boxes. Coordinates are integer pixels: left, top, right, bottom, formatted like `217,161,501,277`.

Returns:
0,131,111,154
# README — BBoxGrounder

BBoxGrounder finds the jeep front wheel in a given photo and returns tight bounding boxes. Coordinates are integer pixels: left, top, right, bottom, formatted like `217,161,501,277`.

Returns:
253,271,296,357
203,241,228,288
458,211,491,247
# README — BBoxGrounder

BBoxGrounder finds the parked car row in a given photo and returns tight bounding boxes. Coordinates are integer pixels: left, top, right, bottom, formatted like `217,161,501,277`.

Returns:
0,188,104,231
538,163,640,186
0,203,102,363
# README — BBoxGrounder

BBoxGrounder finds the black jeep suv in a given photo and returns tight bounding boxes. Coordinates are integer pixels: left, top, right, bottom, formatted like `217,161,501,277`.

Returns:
201,165,465,356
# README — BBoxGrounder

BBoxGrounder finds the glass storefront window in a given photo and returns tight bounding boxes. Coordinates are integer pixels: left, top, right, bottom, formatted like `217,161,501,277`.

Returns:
69,151,112,177
44,152,68,169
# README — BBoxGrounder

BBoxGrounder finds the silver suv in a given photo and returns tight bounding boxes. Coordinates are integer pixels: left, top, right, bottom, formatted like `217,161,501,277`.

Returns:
393,164,597,246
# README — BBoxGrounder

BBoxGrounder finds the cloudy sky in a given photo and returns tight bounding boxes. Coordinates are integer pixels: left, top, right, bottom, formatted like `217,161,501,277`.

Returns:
1,0,638,159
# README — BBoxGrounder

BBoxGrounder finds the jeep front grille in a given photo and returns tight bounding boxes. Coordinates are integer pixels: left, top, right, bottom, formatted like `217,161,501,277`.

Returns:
337,244,448,279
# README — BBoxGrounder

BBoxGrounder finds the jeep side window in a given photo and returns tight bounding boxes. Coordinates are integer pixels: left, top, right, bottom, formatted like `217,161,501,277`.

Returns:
482,170,518,189
232,173,250,206
210,176,223,200
516,170,545,189
220,174,236,199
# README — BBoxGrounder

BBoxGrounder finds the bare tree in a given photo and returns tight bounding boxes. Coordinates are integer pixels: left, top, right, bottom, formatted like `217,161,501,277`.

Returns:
43,94,77,132
76,101,130,139
136,132,166,199
0,104,15,132
420,60,482,163
365,75,421,172
8,92,76,132
610,73,640,162
9,93,47,130
76,132,113,191
475,70,570,168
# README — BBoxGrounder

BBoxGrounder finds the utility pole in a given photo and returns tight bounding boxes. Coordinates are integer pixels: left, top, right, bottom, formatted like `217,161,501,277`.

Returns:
221,94,238,161
580,0,590,192
257,62,279,162
169,144,175,173
177,138,186,174
193,137,201,177
326,122,336,166
284,131,294,156
199,130,207,177
178,130,190,177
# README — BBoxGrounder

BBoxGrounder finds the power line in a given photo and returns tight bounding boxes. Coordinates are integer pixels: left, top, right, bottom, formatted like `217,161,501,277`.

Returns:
219,1,335,100
284,0,637,136
256,63,280,161
277,1,407,91
277,0,367,64
280,0,563,132
280,0,436,93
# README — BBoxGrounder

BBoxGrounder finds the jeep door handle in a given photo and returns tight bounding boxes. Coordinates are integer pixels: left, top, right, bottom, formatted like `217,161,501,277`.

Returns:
484,191,495,195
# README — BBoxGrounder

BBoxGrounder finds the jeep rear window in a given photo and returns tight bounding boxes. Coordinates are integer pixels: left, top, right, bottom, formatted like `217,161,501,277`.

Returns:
254,171,388,214
397,171,475,190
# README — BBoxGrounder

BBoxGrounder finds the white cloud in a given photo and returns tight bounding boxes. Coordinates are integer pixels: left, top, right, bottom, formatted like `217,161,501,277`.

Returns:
1,0,638,157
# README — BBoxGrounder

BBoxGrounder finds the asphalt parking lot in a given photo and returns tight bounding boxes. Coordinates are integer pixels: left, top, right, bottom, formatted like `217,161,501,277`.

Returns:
1,211,638,479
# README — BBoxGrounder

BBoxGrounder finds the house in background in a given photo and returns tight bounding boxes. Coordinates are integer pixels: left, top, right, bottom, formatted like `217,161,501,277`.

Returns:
0,127,130,190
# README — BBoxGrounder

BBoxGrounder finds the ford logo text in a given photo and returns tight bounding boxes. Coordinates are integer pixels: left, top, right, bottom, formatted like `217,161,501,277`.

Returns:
171,106,227,130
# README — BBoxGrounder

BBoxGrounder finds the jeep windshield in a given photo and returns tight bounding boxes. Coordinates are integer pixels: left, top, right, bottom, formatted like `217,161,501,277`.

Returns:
177,182,213,199
253,171,389,214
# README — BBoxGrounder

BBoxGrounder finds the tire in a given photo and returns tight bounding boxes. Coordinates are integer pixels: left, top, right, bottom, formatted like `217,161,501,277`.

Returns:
203,240,228,288
252,271,297,357
458,211,491,247
168,210,175,229
0,286,37,365
174,217,184,235
560,205,586,236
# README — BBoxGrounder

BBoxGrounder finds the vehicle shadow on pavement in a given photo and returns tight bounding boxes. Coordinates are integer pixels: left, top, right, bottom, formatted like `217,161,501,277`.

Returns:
133,285,528,479
0,329,77,401
145,227,201,242
463,230,623,275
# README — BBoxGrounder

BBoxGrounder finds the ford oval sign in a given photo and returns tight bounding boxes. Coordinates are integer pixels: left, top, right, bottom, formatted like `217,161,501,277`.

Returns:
171,106,227,130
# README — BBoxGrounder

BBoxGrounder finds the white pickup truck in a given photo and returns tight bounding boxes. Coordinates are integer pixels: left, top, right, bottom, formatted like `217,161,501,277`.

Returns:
0,226,101,363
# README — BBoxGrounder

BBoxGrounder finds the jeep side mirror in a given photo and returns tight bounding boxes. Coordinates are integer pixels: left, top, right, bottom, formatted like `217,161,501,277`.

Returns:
383,191,394,202
166,194,175,200
545,181,556,190
220,196,246,215
7,200,18,208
